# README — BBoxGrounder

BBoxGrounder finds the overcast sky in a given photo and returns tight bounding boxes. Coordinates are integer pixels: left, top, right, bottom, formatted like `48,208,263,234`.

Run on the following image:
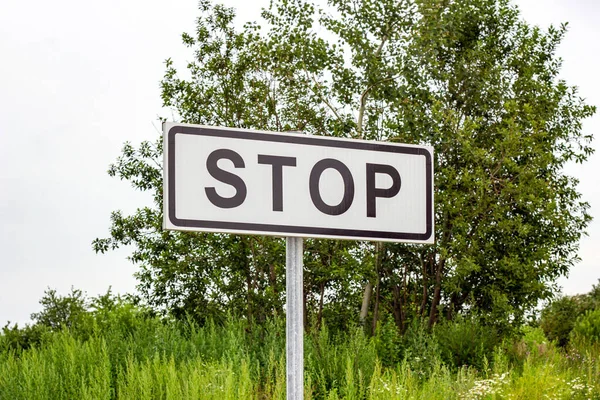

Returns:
1,0,598,327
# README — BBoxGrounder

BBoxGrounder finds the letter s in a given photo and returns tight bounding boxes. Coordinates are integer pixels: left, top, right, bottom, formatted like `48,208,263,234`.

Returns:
205,149,247,208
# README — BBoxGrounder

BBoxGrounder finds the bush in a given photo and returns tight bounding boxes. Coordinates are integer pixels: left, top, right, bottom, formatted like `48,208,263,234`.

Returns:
373,316,403,367
31,287,90,331
434,316,500,370
570,308,600,344
400,319,443,376
540,295,593,347
0,323,49,353
504,325,555,367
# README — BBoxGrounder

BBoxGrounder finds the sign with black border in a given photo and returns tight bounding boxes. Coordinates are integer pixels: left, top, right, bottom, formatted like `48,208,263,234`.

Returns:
163,123,434,243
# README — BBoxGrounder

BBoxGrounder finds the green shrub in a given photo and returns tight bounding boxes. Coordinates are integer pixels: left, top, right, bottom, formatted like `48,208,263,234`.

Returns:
89,289,147,337
540,295,590,347
504,325,554,367
521,326,547,346
31,287,90,332
434,316,499,370
373,316,403,367
570,308,600,344
520,326,551,357
0,332,112,399
305,320,377,398
0,323,49,353
400,319,443,377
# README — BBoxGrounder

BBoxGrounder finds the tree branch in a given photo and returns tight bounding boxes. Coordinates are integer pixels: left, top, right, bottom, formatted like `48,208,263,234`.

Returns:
357,35,389,138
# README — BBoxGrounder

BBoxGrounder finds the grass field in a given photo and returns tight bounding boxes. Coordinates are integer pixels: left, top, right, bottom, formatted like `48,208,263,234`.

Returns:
1,315,599,399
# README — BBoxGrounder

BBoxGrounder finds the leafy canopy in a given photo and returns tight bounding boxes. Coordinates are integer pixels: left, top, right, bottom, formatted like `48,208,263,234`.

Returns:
94,0,595,331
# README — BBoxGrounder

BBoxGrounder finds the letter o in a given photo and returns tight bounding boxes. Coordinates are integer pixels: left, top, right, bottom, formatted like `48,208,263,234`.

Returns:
309,159,355,215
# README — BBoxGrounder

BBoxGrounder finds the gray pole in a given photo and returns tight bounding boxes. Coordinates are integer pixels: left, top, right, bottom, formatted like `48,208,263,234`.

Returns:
286,236,304,400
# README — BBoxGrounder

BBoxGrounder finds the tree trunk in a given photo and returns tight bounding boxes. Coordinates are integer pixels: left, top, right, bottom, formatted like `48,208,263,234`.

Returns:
303,283,308,330
392,285,401,329
371,242,383,334
419,254,429,318
317,282,325,329
446,292,458,320
243,239,253,326
371,278,381,334
359,282,373,324
428,258,445,329
269,263,278,314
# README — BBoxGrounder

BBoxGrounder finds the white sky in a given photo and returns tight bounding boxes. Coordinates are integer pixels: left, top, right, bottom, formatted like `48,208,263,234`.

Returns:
0,0,598,326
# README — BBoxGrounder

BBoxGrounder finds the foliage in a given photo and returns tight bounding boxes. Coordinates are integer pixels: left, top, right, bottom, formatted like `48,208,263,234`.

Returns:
520,325,550,358
434,315,500,371
1,287,91,353
571,309,600,345
501,325,555,371
1,288,149,354
400,319,444,377
31,287,89,331
94,0,595,332
372,316,403,368
541,296,584,347
2,305,600,399
541,280,600,347
0,323,49,353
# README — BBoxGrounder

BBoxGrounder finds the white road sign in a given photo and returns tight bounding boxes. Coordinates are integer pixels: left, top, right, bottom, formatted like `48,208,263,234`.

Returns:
163,123,434,243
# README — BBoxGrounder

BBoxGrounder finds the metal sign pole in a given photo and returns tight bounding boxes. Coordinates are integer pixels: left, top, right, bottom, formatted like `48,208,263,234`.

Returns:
286,236,303,400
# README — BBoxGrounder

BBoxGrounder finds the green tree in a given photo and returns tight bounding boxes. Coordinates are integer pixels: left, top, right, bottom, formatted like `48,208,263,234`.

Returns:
94,0,594,331
540,280,600,346
31,287,89,331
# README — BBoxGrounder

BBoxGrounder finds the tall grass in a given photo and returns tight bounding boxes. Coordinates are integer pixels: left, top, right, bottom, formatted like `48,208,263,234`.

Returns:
1,315,599,399
0,333,112,399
